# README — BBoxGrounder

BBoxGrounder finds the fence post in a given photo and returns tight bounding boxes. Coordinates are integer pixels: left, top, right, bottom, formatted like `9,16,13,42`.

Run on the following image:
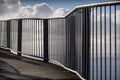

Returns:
17,19,22,56
69,16,76,70
43,19,49,62
7,20,10,48
82,8,91,80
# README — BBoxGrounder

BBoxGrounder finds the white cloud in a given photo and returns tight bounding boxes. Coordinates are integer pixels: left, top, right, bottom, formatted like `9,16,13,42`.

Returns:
19,3,54,18
0,0,21,13
51,8,69,17
33,3,54,18
20,3,69,18
19,5,34,18
111,10,120,25
0,0,21,19
0,1,69,20
116,10,120,25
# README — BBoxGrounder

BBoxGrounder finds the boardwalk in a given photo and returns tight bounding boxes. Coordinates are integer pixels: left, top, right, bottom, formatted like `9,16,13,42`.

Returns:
0,49,80,80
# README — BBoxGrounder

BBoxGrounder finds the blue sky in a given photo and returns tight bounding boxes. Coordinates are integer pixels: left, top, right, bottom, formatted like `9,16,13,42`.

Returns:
21,0,112,10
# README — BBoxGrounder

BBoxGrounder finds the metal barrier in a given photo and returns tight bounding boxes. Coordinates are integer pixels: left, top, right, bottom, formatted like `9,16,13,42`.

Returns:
0,1,120,80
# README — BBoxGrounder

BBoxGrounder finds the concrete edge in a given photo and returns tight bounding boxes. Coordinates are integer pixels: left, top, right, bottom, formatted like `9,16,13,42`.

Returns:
49,59,85,80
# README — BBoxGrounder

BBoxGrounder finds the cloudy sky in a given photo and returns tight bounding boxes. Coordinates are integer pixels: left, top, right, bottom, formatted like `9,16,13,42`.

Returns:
0,0,113,20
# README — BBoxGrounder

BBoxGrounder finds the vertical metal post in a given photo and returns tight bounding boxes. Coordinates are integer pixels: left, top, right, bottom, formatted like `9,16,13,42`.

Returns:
96,7,98,80
100,6,102,80
109,5,112,80
104,6,107,80
82,8,86,78
43,19,48,62
7,20,10,48
82,8,91,80
92,7,95,80
69,16,76,70
114,5,117,80
17,19,22,56
65,18,68,67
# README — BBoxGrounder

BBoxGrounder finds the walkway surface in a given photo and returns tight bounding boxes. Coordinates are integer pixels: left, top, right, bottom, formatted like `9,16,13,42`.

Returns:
0,48,80,80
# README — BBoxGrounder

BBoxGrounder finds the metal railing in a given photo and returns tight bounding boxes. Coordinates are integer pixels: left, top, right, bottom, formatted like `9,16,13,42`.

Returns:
0,1,120,80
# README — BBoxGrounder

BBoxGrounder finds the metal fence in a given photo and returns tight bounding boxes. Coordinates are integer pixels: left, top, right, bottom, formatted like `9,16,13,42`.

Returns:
0,1,120,80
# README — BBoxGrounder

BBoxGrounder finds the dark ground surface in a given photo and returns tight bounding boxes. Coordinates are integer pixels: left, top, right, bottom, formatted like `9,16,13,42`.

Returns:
0,48,80,80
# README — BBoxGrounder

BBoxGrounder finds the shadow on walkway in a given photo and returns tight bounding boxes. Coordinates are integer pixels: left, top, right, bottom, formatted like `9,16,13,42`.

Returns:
0,60,51,80
0,52,42,66
0,49,80,80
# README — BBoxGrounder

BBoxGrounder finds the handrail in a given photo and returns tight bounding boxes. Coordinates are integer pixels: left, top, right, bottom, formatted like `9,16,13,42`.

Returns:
65,1,120,17
0,1,119,21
